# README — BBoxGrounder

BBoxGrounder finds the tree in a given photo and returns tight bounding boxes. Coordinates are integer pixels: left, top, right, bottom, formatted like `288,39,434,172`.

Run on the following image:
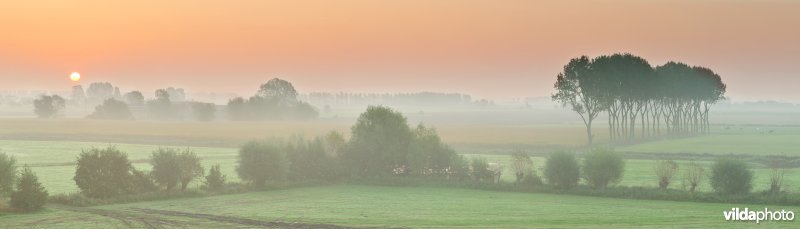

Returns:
0,152,16,197
683,162,705,193
191,102,216,121
71,85,86,104
322,131,346,157
147,89,175,120
86,82,115,103
343,106,412,176
226,97,249,121
582,149,625,189
710,157,753,195
74,146,134,198
150,148,204,191
509,150,533,183
544,151,580,190
237,140,288,187
124,91,145,105
760,156,788,193
87,98,133,120
258,78,298,103
205,164,226,191
654,159,679,190
10,167,48,212
407,124,457,177
552,56,607,146
33,95,66,118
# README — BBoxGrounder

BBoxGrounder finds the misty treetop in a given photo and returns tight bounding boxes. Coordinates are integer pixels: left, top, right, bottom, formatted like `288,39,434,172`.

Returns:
227,78,319,121
552,53,726,145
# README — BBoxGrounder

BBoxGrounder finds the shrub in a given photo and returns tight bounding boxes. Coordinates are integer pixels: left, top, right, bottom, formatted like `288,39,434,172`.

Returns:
0,152,16,197
582,149,625,189
470,157,494,182
407,125,458,177
10,167,48,212
520,173,544,186
237,140,288,187
655,160,679,190
710,157,753,195
447,154,471,181
74,146,135,198
150,148,204,191
509,150,533,183
544,151,580,190
683,162,705,193
130,169,158,194
87,98,133,120
205,164,226,191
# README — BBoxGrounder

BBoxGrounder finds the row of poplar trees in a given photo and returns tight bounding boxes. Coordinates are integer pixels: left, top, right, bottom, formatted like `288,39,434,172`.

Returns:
552,53,726,145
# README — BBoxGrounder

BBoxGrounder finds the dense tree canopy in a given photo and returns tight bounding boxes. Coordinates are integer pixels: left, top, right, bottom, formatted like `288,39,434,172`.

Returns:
226,78,318,121
33,95,66,118
87,98,134,120
74,147,135,198
553,54,726,145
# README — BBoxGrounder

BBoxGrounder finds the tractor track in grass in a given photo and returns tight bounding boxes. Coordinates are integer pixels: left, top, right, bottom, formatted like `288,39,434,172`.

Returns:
53,205,385,228
50,205,187,228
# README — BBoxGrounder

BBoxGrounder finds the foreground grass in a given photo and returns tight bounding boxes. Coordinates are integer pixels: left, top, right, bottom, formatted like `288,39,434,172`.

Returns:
2,185,795,228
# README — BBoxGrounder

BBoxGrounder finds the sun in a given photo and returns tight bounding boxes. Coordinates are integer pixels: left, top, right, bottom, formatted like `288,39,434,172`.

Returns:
70,72,81,82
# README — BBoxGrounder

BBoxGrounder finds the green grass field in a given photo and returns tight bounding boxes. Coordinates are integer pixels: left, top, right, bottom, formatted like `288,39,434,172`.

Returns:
1,119,799,227
2,185,793,228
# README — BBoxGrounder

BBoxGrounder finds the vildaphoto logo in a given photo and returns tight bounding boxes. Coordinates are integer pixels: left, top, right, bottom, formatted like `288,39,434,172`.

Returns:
724,208,795,223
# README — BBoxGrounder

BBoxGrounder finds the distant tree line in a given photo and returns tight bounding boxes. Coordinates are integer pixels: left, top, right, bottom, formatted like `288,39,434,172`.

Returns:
552,53,726,145
301,92,491,108
227,78,318,121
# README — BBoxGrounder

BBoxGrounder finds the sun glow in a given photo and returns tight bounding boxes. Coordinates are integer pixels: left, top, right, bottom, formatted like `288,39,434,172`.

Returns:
70,72,81,82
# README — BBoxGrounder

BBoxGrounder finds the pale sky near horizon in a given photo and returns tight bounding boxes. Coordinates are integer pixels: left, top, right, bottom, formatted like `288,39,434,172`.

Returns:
1,0,799,101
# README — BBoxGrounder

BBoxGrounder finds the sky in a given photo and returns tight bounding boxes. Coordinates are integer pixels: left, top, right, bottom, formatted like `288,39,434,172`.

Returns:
1,0,799,102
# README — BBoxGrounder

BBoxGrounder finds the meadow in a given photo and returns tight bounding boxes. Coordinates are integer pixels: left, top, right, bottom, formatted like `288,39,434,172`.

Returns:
1,116,799,227
2,185,794,228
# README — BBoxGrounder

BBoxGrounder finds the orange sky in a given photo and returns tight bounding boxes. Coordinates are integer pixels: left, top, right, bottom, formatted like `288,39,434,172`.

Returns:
1,0,799,101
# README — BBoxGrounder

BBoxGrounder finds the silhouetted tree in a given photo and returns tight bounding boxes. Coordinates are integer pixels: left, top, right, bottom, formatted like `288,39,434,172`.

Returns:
552,56,607,146
33,95,66,118
258,78,298,103
87,98,133,120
